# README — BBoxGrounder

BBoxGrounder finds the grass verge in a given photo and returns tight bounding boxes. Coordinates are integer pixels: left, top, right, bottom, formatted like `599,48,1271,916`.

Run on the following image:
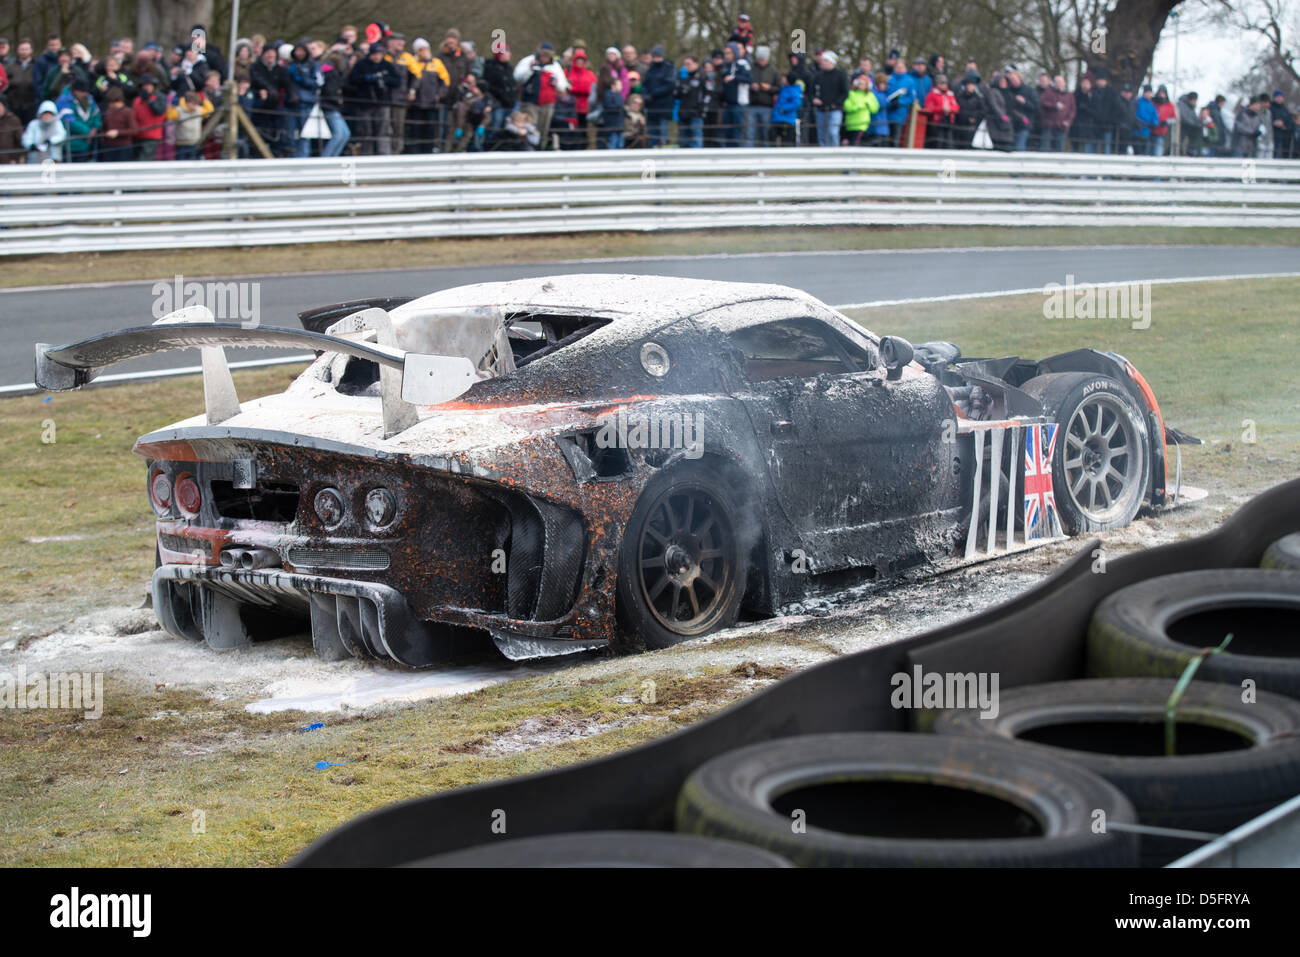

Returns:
0,662,791,866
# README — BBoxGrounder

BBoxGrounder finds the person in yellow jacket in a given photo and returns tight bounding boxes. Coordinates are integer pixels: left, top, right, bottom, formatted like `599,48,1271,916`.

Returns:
166,90,213,160
404,38,449,152
843,73,880,146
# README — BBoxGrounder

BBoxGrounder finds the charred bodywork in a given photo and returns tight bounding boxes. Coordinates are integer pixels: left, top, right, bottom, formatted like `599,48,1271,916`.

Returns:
36,275,1193,664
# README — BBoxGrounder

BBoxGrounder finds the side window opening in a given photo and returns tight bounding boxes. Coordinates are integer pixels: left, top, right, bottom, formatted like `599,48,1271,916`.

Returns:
730,318,876,384
508,313,610,367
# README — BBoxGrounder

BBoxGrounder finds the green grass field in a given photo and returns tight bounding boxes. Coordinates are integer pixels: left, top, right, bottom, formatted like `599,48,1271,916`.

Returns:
1,275,1296,866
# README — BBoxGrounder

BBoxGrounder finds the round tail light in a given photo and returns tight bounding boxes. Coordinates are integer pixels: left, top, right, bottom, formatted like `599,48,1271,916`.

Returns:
149,469,172,515
364,487,397,528
314,487,345,528
175,474,202,516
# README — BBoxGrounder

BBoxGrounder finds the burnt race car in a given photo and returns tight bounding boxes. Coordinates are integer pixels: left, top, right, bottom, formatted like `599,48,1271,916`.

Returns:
35,275,1199,665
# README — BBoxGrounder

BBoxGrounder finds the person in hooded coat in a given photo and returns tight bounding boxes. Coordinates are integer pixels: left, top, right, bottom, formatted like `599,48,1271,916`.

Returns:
23,97,67,161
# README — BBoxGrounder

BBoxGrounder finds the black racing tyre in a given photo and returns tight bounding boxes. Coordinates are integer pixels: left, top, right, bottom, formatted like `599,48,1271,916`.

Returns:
616,459,750,649
675,732,1138,867
1262,533,1300,572
403,831,792,867
1087,569,1300,698
932,678,1300,865
1020,373,1151,535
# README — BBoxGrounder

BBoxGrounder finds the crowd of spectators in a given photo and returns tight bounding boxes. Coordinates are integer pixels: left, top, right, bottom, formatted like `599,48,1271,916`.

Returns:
1,14,1296,162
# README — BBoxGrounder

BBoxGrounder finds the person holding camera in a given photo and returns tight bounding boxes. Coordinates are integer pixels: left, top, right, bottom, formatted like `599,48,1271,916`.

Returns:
347,41,399,154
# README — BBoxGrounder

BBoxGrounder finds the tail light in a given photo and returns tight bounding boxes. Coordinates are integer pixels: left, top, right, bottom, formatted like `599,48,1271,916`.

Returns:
175,473,202,517
149,468,172,516
314,487,345,528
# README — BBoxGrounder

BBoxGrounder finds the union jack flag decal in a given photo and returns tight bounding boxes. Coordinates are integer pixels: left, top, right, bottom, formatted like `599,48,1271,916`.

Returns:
1024,424,1062,539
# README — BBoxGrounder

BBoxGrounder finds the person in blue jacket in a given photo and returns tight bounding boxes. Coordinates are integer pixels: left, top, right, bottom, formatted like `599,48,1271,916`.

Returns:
868,70,891,144
770,70,802,145
908,56,932,104
884,60,913,144
1134,84,1159,155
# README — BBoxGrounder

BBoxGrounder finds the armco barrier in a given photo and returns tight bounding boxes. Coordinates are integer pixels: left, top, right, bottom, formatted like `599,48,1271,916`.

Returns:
3,147,1299,256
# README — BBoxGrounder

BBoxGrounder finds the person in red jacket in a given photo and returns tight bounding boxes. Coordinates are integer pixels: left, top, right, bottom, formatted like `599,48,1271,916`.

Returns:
923,74,959,148
1152,83,1177,156
131,73,166,159
565,48,597,148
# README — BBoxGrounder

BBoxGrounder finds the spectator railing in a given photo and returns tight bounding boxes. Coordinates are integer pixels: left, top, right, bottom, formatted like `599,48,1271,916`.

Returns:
3,147,1299,255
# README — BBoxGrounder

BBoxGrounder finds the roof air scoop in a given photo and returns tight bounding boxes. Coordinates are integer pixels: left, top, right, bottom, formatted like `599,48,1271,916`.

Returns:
153,305,241,425
326,307,421,438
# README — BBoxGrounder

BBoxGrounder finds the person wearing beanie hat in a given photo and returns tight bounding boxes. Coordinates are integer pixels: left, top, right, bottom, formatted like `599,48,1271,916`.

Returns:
513,41,570,148
346,39,401,154
130,70,167,158
599,46,629,100
953,71,987,148
909,55,932,104
746,43,778,145
641,43,676,146
811,49,848,146
1133,82,1158,154
921,72,960,148
56,75,100,161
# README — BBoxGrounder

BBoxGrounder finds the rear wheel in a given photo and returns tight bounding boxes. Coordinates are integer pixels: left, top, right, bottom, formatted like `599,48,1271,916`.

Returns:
617,461,748,649
1022,373,1151,534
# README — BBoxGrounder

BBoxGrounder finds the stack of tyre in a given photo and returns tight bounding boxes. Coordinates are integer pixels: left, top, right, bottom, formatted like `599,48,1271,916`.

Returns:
412,534,1300,868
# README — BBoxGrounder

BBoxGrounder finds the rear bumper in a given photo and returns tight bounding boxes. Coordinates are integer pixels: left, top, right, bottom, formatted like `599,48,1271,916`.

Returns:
152,563,472,667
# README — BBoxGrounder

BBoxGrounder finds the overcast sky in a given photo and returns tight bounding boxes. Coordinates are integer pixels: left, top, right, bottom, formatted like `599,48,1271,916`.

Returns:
1150,5,1269,103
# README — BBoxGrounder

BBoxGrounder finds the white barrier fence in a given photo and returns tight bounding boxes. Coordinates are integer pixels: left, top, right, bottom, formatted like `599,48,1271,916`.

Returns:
3,147,1299,256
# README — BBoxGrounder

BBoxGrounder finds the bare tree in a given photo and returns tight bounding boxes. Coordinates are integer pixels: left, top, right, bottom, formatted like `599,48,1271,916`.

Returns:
137,0,212,46
1213,0,1299,86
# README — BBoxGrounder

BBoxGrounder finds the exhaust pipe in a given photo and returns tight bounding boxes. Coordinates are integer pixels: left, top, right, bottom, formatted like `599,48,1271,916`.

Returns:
240,547,281,570
220,548,247,568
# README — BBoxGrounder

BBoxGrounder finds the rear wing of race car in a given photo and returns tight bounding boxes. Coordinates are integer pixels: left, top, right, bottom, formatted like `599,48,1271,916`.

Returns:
35,305,506,438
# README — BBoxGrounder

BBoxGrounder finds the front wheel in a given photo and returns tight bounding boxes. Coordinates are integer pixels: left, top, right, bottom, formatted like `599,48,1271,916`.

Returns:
616,461,749,649
1022,373,1151,535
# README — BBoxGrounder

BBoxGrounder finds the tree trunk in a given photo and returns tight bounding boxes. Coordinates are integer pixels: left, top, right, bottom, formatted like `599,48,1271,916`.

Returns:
136,0,214,47
1091,0,1184,88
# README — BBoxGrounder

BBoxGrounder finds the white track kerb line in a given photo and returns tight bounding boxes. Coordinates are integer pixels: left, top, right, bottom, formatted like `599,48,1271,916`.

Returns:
4,270,1298,394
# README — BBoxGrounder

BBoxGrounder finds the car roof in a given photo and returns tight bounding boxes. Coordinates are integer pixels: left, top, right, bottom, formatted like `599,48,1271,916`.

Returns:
393,273,823,329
